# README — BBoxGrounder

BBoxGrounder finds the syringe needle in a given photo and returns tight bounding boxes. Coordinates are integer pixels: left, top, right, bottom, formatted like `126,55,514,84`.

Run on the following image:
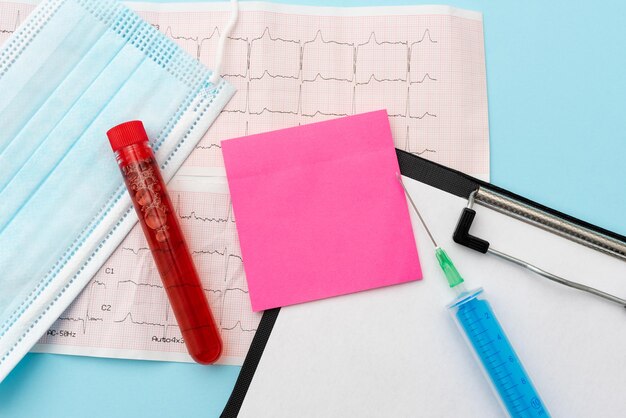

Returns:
397,173,464,289
397,173,438,248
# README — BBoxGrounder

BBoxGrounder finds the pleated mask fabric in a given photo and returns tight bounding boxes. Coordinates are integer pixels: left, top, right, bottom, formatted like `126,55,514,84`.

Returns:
0,0,235,381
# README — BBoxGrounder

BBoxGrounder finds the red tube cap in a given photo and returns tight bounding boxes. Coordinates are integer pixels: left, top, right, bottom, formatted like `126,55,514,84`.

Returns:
107,120,149,152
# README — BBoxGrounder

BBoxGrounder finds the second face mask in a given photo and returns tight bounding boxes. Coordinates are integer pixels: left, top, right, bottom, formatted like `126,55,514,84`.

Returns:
0,0,235,381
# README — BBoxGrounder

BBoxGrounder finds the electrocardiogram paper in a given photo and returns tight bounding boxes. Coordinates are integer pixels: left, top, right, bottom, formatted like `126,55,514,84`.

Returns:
34,178,260,365
157,2,490,179
1,1,489,365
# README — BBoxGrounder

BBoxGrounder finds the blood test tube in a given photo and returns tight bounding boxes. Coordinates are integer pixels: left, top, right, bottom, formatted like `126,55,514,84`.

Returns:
107,120,222,364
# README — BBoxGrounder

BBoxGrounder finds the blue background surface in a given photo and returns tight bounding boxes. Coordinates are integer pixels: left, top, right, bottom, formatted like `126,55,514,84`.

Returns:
1,1,624,417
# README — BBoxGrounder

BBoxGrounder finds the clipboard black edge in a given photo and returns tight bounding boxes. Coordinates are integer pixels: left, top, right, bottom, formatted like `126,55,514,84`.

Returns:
396,149,626,243
221,308,280,418
221,149,625,417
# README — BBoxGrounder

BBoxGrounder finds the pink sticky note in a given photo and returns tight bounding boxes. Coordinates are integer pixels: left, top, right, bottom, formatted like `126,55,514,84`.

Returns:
222,110,422,311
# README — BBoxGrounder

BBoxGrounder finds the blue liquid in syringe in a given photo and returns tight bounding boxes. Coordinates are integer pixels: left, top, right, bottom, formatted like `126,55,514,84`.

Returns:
450,289,549,417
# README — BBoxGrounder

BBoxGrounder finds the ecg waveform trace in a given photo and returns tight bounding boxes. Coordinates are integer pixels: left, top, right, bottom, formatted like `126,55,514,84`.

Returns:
135,7,489,176
0,7,19,42
37,188,262,364
1,4,488,175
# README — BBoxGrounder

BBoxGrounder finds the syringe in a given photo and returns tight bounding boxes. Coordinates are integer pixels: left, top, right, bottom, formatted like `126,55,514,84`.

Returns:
399,176,550,418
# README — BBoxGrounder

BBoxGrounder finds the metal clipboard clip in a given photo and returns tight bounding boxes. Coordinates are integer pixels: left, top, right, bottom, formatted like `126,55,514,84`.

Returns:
453,187,626,308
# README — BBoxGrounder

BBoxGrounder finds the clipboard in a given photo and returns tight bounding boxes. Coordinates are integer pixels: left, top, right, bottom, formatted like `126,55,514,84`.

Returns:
222,150,626,418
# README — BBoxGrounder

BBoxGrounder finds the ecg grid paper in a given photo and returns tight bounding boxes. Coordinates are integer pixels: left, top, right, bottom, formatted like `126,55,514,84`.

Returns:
31,177,260,365
151,3,491,178
1,1,489,365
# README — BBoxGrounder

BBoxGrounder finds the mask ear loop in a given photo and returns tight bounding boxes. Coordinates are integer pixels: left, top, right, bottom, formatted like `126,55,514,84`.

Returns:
209,0,239,85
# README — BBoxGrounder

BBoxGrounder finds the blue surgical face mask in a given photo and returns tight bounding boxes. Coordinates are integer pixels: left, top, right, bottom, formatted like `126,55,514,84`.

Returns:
0,0,235,381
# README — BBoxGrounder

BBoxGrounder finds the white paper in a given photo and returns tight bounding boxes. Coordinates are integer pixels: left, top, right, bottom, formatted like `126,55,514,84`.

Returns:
238,176,626,417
